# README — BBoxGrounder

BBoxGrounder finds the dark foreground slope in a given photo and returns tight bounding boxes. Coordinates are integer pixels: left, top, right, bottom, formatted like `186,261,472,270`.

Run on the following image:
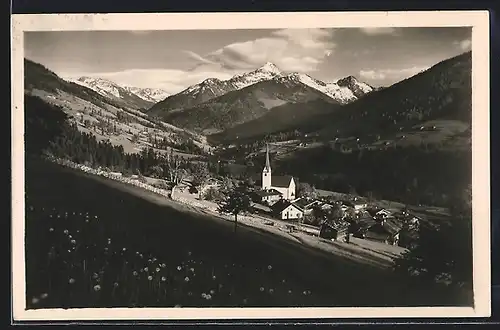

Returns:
24,158,472,308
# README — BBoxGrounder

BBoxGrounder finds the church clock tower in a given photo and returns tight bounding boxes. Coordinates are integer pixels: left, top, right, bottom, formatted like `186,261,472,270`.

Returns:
262,144,272,190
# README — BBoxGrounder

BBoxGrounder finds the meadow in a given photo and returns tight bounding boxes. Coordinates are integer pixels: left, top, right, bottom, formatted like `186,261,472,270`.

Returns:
24,158,465,309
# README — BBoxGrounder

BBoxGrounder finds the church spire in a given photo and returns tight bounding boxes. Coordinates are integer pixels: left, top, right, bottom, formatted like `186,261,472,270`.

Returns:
265,143,271,171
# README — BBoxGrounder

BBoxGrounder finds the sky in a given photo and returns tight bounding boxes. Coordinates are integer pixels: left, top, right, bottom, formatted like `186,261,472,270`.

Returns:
25,27,472,94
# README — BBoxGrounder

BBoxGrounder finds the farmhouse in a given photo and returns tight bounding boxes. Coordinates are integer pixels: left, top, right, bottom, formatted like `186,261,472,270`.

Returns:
271,200,304,220
252,189,282,205
261,144,296,201
364,218,403,246
320,220,350,241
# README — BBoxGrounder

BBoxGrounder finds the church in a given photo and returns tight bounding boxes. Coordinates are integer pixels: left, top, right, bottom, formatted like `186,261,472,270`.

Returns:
260,144,296,201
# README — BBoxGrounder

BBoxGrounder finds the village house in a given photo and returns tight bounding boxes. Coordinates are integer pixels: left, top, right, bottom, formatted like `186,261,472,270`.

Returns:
261,144,296,201
271,200,304,220
252,189,282,205
293,197,325,215
319,220,350,241
375,208,393,219
364,218,403,246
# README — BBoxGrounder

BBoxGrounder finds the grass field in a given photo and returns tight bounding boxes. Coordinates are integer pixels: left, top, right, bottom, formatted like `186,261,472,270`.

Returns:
24,158,470,309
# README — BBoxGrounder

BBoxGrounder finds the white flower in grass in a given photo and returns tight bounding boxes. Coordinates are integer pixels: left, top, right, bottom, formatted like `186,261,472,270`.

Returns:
133,271,138,276
187,251,192,256
144,267,148,272
205,294,212,300
49,228,54,232
161,276,166,282
68,278,75,284
67,249,71,253
94,284,101,292
92,273,99,279
161,263,166,268
152,257,157,262
148,276,153,281
259,287,265,292
57,214,61,218
210,289,215,295
188,291,193,296
140,269,144,273
113,282,119,288
156,268,160,272
267,265,272,270
177,266,182,271
40,293,48,299
63,229,69,234
122,248,127,252
68,235,72,239
302,290,307,295
269,288,274,294
184,276,190,282
31,297,39,304
85,219,89,223
201,293,207,299
49,215,52,218
71,240,76,244
212,275,216,280
189,268,195,273
288,290,292,294
94,215,98,218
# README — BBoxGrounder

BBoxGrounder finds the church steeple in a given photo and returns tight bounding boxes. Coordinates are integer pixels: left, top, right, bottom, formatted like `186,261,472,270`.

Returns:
262,143,272,190
264,143,271,171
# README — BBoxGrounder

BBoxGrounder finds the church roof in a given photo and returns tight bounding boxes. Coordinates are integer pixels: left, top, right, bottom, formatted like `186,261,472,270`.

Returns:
271,175,294,188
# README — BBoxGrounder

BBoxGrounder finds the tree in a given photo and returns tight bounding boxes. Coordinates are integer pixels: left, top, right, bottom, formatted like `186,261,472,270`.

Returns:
297,182,318,199
190,162,211,199
217,187,251,234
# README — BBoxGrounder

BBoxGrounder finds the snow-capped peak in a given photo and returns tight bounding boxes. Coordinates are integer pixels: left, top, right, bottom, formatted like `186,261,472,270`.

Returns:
336,75,374,96
258,62,282,75
228,62,283,90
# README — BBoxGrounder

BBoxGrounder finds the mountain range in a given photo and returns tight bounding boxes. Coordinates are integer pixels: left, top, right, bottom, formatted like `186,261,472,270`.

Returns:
147,62,374,134
66,76,169,110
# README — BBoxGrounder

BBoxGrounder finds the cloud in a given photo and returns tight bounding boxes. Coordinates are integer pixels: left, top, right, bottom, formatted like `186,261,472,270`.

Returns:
359,27,400,35
359,66,429,81
60,68,236,95
454,38,472,51
185,28,335,73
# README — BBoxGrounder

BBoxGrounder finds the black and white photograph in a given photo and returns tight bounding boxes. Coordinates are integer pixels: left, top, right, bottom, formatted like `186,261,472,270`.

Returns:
11,11,490,321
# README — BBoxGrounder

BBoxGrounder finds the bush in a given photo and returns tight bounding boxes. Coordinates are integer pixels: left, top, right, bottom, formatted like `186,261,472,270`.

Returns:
204,187,225,202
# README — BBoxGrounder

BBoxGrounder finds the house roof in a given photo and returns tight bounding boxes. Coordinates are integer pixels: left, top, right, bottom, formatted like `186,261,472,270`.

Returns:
322,220,349,231
367,219,403,236
271,175,294,188
357,217,377,231
254,189,282,197
294,197,320,209
272,200,304,213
